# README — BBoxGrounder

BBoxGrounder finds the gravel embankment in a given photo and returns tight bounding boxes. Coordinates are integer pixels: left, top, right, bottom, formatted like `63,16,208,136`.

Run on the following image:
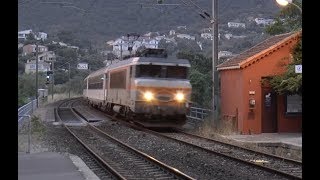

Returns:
97,121,290,180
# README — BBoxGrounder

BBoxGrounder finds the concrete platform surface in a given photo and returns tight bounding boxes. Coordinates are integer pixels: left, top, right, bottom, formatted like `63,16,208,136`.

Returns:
18,152,86,180
223,133,302,148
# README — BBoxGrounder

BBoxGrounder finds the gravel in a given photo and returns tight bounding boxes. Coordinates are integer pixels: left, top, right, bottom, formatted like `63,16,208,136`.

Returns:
97,121,290,180
18,101,293,180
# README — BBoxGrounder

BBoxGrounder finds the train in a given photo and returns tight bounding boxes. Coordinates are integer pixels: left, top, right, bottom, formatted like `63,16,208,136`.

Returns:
83,48,192,127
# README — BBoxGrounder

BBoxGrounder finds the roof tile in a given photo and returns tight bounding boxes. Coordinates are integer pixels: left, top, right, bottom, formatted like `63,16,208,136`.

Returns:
217,31,300,69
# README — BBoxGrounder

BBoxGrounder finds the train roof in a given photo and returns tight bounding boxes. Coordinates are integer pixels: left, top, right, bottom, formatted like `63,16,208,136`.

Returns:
84,66,108,80
108,56,191,70
85,56,190,80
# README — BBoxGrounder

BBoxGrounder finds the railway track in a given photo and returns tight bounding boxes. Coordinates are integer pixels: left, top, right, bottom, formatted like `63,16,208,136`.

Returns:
56,99,194,180
69,98,302,179
140,127,302,180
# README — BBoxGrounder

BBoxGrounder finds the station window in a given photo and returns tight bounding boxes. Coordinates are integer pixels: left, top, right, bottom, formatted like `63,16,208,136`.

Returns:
286,94,302,114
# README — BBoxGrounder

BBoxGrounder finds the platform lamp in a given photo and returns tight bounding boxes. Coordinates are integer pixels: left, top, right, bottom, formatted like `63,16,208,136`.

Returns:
276,0,302,13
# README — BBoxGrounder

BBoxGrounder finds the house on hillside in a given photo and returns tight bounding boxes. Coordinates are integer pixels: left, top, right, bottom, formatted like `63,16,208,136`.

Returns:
254,18,275,26
227,22,246,28
217,31,302,134
34,32,48,41
112,37,159,58
201,33,213,40
22,44,48,56
169,30,175,36
18,43,24,49
176,34,195,40
218,51,233,59
18,29,33,40
38,51,56,62
25,58,51,74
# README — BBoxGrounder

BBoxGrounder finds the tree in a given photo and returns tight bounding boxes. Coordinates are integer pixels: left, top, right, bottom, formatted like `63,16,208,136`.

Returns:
265,1,301,35
177,51,212,107
18,73,47,106
269,38,302,95
265,1,302,95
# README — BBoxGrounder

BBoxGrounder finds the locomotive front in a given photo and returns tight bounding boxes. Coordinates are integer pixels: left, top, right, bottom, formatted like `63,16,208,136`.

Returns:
131,57,192,126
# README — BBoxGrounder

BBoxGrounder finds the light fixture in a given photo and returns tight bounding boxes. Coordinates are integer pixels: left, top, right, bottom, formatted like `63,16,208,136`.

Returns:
276,0,292,6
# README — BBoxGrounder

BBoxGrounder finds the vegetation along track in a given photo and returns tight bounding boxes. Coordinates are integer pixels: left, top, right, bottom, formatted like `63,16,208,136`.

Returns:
145,128,302,180
56,99,194,180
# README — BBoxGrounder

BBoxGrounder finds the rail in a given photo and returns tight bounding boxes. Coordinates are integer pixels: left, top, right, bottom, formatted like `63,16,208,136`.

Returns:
187,106,211,121
18,99,37,123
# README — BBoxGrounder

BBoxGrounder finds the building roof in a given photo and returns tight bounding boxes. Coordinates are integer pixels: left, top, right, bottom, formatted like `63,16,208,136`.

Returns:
18,29,32,34
217,31,301,70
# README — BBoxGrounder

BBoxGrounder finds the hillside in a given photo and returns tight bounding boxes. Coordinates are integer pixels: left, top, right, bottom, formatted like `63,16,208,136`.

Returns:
18,0,281,48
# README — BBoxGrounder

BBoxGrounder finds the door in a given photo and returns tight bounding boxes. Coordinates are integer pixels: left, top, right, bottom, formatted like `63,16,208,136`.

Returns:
261,88,277,133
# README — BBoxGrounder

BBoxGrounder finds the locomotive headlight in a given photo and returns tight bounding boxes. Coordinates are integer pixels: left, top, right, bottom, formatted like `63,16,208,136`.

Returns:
144,91,154,101
175,92,185,102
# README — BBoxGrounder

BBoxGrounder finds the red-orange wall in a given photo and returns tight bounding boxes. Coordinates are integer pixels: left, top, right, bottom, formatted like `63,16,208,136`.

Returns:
220,70,244,131
219,38,301,134
277,95,302,132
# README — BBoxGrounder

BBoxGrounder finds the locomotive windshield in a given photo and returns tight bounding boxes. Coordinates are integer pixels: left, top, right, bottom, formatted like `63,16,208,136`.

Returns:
136,65,188,79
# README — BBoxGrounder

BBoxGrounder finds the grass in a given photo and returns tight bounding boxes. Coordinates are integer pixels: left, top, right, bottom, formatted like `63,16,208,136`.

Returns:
189,116,302,161
31,115,46,135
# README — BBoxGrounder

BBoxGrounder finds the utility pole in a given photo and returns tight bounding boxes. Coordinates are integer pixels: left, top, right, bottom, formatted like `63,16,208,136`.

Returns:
68,63,71,98
127,33,140,57
51,61,54,100
120,39,123,60
212,0,219,125
35,43,39,108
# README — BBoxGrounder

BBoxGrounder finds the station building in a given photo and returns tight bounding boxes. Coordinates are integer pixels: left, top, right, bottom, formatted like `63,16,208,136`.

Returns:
217,31,302,134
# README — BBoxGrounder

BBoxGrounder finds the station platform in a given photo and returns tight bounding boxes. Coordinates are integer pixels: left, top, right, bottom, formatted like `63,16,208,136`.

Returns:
18,152,97,180
222,133,302,149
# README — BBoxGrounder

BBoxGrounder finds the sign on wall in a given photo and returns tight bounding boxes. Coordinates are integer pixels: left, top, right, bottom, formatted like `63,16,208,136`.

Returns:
77,63,88,70
295,65,302,73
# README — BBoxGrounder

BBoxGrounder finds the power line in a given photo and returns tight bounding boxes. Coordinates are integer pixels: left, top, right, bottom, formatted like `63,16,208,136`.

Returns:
179,0,211,25
185,0,211,17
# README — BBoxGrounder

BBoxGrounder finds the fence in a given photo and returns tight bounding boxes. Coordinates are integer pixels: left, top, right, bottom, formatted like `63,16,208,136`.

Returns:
18,99,37,124
187,106,212,121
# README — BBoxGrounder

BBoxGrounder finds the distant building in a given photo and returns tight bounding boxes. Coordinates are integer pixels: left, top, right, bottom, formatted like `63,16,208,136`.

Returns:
143,32,152,37
176,34,195,40
177,25,187,30
169,30,175,36
18,43,24,49
35,32,48,41
38,51,56,62
25,59,51,74
164,37,176,44
18,29,33,40
218,51,233,59
68,46,79,51
201,33,213,40
233,35,246,39
59,42,68,46
224,33,233,40
106,40,114,46
22,44,48,56
155,35,166,41
227,22,246,28
112,37,159,58
254,18,275,26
